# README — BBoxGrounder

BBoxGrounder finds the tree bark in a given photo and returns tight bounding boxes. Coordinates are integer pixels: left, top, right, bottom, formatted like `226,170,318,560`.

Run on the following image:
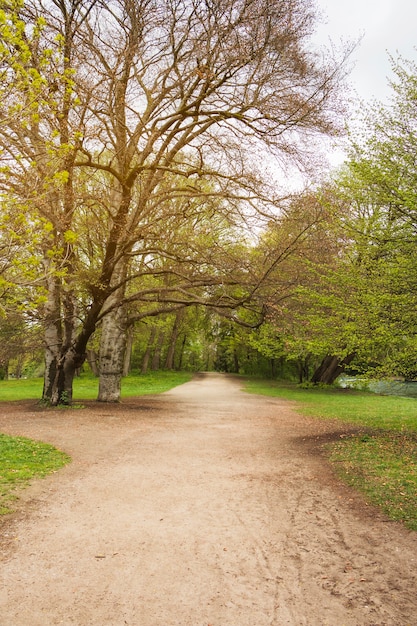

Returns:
86,349,99,376
151,330,165,370
177,334,187,371
43,346,81,405
141,326,157,374
123,326,134,377
97,249,130,402
310,353,356,384
41,250,92,405
165,310,184,370
233,349,239,374
98,302,128,402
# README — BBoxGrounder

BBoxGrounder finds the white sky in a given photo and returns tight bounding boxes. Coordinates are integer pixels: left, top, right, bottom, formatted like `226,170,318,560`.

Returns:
303,0,417,170
314,0,417,105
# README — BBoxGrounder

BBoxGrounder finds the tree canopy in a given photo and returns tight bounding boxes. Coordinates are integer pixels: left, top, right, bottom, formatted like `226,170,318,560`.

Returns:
265,56,417,383
0,0,350,402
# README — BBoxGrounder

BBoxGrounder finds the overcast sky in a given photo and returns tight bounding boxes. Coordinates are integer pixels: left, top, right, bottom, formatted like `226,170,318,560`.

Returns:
314,0,417,105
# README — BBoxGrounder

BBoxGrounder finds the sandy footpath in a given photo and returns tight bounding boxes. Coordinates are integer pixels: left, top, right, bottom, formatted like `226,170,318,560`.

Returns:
0,372,416,625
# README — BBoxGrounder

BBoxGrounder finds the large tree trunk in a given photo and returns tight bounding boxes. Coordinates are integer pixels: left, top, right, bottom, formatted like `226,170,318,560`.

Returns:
42,259,89,405
43,345,84,405
310,353,356,385
97,302,128,402
97,253,130,402
42,286,106,405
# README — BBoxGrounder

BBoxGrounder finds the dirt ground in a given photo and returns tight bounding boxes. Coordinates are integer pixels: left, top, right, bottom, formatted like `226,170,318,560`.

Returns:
0,372,416,626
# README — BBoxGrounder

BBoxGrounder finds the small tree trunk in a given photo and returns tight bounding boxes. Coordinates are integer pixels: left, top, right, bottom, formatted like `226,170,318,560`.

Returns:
0,361,9,380
123,326,134,377
151,330,165,370
42,273,64,404
165,309,183,369
233,349,239,374
177,334,187,370
86,349,99,376
141,326,157,374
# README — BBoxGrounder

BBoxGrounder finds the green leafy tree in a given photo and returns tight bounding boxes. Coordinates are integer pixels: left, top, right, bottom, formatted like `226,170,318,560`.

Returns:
274,57,417,383
328,57,417,379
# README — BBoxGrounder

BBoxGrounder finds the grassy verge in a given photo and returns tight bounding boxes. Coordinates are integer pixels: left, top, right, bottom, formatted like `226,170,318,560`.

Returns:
0,434,70,515
243,378,417,531
0,371,193,402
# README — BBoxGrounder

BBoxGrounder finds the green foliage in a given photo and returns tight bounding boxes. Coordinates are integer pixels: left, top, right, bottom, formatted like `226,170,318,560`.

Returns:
325,56,417,376
0,433,70,514
261,56,417,381
247,323,286,360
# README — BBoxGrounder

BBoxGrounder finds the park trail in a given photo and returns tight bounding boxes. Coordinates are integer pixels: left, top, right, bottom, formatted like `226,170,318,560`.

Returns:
0,372,416,625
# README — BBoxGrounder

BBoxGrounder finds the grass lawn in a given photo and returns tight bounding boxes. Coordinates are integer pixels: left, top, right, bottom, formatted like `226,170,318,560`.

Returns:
244,378,417,531
0,434,70,514
0,371,193,402
0,371,192,515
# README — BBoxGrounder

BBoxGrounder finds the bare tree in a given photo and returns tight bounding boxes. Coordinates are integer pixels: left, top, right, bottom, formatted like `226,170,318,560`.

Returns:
0,0,351,403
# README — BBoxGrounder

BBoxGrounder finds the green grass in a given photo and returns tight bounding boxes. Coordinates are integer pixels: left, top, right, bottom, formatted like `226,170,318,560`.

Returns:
330,432,417,530
243,379,417,431
243,378,417,531
116,371,193,396
0,377,43,401
0,434,71,514
0,371,193,402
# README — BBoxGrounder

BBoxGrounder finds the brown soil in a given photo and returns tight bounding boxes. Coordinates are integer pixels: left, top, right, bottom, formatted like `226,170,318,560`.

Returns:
0,372,416,626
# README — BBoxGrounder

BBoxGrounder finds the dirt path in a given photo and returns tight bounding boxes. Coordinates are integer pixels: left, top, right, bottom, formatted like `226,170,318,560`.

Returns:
0,373,416,626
